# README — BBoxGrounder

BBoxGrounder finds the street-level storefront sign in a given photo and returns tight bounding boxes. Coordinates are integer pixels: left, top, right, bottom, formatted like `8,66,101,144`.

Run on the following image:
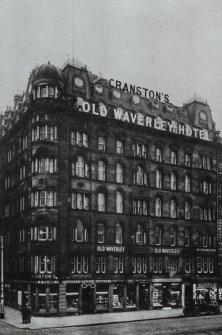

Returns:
154,248,181,254
97,245,125,252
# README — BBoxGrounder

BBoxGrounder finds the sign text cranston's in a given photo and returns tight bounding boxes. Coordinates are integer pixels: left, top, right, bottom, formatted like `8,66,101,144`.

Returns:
77,101,210,141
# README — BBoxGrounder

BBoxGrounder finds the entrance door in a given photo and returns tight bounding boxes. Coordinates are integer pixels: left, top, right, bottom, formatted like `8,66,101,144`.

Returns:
82,287,93,314
185,283,193,305
139,284,149,309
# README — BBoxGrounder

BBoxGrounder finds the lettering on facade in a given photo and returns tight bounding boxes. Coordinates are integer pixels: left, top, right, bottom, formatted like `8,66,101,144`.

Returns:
97,245,125,253
196,248,216,253
154,248,181,254
109,79,169,103
70,274,92,279
32,274,58,280
78,100,210,142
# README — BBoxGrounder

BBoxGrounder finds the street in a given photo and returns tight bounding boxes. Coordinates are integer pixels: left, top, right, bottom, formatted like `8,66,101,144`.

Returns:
0,314,222,335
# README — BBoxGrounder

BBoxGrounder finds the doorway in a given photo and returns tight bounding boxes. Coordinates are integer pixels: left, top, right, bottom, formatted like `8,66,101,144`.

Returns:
82,287,94,314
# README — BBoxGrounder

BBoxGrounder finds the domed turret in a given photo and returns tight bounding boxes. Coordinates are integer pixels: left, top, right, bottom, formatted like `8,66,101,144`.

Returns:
32,62,64,99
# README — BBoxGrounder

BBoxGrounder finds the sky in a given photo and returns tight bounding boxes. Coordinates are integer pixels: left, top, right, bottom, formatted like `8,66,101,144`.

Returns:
0,0,222,130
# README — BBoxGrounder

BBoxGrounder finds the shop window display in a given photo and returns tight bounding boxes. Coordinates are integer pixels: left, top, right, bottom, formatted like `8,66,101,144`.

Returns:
37,286,47,313
153,284,163,307
96,284,109,312
113,284,124,309
49,285,58,313
126,285,136,309
66,284,79,313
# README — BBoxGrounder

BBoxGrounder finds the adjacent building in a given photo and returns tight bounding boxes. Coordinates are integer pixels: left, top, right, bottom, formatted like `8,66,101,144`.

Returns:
0,60,222,316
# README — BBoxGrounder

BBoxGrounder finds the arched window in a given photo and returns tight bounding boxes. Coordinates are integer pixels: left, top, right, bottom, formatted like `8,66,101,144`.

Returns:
115,222,123,244
170,227,176,246
134,166,147,186
155,198,162,217
74,156,89,178
98,161,106,181
184,228,190,246
170,172,177,190
185,175,191,192
98,192,105,212
155,226,162,245
116,191,123,213
170,199,177,218
156,170,162,189
116,163,123,183
97,223,105,243
73,220,88,242
185,202,191,220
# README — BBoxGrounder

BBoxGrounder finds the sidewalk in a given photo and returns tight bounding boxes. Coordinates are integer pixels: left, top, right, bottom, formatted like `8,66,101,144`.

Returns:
1,306,183,330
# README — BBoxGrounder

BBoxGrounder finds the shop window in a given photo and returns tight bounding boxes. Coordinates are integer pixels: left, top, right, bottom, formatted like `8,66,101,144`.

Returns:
96,284,109,311
132,199,148,215
170,173,177,190
185,257,191,273
97,223,105,243
170,200,177,218
155,147,162,162
71,193,90,210
31,226,56,241
113,284,124,309
133,166,147,186
116,140,123,154
71,131,88,147
170,150,177,164
98,136,106,151
72,220,88,242
32,158,57,174
132,257,147,273
155,198,162,217
31,191,57,207
170,227,177,246
116,191,123,213
116,163,123,183
126,285,136,309
185,153,191,167
153,257,163,273
113,255,124,273
95,256,106,273
185,202,191,220
115,222,123,244
156,169,162,189
98,192,105,212
71,256,89,273
71,156,89,178
66,284,79,313
98,161,106,181
184,228,190,246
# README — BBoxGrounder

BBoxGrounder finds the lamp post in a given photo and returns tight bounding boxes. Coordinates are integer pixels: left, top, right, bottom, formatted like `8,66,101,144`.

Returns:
0,236,4,318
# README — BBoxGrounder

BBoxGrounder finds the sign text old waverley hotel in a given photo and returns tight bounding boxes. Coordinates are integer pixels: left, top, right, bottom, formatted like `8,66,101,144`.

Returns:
1,60,222,316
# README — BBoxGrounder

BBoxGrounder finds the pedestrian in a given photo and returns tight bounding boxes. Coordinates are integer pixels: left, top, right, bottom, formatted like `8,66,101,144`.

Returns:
21,304,28,324
27,304,32,323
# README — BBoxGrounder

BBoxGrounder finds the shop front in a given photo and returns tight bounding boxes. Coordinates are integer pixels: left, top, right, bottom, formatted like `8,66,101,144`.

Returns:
153,282,182,308
195,281,217,303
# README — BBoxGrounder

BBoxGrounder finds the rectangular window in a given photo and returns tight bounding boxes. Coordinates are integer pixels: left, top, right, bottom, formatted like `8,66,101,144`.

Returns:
170,150,177,164
185,154,191,167
98,136,105,151
71,256,89,274
71,193,90,210
113,255,124,273
96,256,106,274
197,257,202,274
185,257,191,273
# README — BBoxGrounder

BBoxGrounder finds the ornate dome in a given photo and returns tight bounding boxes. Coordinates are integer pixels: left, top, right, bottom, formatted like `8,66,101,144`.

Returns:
32,62,64,89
